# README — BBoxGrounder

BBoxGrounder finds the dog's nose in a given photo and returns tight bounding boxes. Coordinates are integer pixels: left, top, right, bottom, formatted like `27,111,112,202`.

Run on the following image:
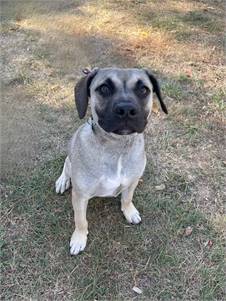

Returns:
114,103,138,119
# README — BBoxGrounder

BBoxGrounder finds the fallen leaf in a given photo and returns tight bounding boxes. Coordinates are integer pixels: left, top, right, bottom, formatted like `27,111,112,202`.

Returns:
208,240,213,247
204,240,213,248
185,69,192,77
152,101,160,114
155,184,166,191
185,226,193,236
132,286,142,294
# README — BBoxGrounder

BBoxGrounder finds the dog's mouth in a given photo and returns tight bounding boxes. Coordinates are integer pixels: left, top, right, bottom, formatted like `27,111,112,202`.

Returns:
112,128,135,135
98,118,147,136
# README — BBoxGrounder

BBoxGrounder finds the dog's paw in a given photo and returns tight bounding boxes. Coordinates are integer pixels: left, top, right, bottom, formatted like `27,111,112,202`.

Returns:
121,203,141,224
70,230,87,255
55,173,70,194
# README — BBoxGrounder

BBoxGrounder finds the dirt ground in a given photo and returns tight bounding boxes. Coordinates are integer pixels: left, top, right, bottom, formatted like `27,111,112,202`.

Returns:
1,0,225,300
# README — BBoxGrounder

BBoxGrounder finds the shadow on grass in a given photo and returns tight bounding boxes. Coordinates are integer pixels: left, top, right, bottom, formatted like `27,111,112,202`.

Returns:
1,0,83,22
141,9,224,34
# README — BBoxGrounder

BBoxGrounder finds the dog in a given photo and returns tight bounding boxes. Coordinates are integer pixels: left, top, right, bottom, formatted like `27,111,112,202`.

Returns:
55,68,168,255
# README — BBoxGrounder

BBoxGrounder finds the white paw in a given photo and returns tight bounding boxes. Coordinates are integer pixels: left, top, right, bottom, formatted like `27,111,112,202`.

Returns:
122,203,141,224
55,173,70,194
70,230,87,255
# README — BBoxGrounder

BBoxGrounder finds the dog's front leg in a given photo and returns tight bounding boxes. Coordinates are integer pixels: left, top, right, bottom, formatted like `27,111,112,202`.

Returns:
70,189,89,255
121,180,141,224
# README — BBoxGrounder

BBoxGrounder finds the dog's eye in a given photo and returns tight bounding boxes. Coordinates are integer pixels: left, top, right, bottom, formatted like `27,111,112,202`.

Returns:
98,84,111,96
135,81,150,97
139,86,149,96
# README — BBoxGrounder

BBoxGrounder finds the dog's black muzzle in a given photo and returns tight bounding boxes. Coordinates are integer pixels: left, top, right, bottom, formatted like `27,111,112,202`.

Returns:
96,100,148,135
113,102,139,120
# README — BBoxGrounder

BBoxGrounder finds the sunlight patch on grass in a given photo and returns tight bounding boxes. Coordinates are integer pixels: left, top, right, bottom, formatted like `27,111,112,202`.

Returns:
17,0,221,87
19,10,171,51
19,2,199,60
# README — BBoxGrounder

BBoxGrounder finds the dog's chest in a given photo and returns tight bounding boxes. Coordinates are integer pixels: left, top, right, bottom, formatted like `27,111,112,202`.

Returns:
96,156,132,197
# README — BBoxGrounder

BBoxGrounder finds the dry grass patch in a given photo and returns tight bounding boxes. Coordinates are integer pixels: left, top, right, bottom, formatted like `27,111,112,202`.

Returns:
17,1,218,70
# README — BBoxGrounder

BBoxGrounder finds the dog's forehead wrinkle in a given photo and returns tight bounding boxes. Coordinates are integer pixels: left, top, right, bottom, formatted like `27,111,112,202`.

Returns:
127,74,151,89
92,71,122,88
93,68,151,89
110,73,122,86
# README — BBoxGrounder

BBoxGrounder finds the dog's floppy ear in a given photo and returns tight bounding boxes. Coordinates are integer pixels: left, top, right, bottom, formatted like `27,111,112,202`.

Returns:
144,70,168,114
74,68,99,119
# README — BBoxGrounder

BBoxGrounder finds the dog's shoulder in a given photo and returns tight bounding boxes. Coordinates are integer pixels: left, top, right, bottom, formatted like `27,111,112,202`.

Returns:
68,122,93,158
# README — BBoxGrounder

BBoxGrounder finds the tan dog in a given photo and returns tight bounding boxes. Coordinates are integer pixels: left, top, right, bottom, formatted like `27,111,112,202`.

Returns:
56,68,168,255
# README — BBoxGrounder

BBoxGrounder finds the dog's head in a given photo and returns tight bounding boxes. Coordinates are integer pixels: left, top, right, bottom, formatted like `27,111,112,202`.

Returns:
75,68,167,135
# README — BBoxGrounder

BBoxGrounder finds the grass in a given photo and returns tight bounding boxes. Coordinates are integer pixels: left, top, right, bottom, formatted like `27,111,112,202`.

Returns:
2,158,225,300
162,81,184,101
212,90,226,112
1,0,225,300
149,11,224,34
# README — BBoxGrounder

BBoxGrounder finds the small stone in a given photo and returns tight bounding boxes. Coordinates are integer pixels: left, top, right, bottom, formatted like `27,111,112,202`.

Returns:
155,184,166,191
208,240,213,247
132,286,142,294
185,226,193,236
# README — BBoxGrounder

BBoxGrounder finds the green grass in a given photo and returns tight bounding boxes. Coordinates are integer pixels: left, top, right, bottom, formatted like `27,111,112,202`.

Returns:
1,158,225,300
177,74,193,84
181,11,224,33
150,15,185,32
162,81,184,101
149,11,223,34
212,90,226,112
